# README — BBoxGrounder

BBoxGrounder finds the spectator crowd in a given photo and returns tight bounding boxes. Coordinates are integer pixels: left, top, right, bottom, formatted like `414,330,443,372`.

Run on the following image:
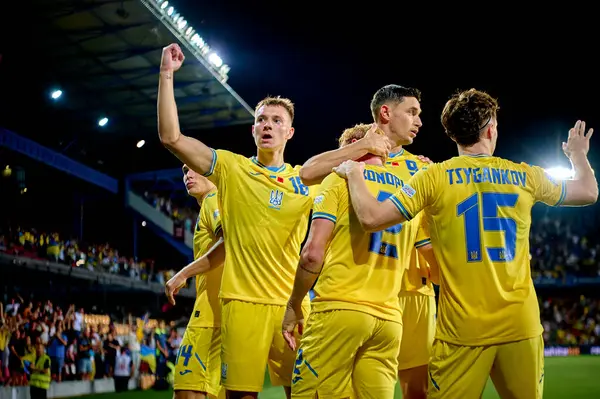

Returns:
0,296,184,388
0,227,177,285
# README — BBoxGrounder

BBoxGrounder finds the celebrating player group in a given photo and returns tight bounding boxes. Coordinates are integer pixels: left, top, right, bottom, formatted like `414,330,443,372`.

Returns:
159,43,598,399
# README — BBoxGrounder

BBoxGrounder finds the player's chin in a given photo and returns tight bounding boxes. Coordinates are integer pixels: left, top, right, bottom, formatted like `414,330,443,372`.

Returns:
401,135,415,145
257,142,278,151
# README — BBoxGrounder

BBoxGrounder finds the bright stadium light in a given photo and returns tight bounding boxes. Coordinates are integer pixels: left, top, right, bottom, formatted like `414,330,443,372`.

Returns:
98,117,109,127
208,53,223,68
545,166,574,180
50,89,62,100
136,139,146,148
140,0,231,81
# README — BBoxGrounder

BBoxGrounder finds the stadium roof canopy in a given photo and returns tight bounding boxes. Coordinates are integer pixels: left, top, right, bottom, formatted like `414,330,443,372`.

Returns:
2,0,254,177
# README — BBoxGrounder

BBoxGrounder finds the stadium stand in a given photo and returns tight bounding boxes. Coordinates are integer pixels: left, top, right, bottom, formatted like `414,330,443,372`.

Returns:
1,1,600,399
1,0,253,398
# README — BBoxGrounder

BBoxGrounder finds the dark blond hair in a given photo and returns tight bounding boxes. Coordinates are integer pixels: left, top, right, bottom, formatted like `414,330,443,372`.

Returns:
441,89,500,146
338,123,379,148
255,96,295,122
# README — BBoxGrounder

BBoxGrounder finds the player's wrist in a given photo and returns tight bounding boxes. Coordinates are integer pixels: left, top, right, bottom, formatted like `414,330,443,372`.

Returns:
355,137,372,157
347,165,363,179
159,69,174,79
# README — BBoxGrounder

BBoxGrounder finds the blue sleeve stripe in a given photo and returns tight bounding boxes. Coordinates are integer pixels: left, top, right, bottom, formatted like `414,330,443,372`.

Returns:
389,196,413,220
203,148,217,177
414,238,431,248
312,212,337,223
554,180,567,207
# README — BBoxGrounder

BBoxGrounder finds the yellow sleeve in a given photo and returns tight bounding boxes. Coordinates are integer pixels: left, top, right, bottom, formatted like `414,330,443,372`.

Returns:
389,167,437,221
199,197,221,238
203,149,238,186
525,164,567,206
413,213,431,249
311,173,344,224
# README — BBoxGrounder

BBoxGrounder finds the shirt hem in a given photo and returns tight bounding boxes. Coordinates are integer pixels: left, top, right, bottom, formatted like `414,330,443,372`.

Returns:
435,329,543,346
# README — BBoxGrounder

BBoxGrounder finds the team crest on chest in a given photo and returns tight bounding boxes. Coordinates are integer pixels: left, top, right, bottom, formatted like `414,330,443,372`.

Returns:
269,189,284,210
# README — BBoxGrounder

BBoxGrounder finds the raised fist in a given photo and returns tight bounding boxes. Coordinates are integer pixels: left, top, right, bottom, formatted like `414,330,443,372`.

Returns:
160,43,185,73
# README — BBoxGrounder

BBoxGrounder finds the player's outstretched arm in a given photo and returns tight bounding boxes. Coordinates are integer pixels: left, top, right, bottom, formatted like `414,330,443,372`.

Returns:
164,238,225,305
283,219,334,351
158,43,214,176
334,161,406,232
562,120,598,206
299,124,392,186
417,243,440,285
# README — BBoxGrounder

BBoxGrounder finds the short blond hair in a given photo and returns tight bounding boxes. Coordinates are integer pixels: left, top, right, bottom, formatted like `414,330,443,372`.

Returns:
338,123,378,147
255,96,295,122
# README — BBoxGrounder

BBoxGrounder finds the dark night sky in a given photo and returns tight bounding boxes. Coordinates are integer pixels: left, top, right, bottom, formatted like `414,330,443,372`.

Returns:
148,2,600,168
0,2,598,260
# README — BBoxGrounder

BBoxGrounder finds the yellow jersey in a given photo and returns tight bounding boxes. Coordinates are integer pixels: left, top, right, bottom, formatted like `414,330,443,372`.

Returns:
387,149,435,297
205,149,316,305
311,164,429,323
188,190,223,328
390,154,567,346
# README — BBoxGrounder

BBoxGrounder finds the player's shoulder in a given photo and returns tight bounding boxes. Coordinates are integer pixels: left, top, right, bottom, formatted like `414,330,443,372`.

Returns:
321,171,345,188
213,148,248,165
203,190,219,208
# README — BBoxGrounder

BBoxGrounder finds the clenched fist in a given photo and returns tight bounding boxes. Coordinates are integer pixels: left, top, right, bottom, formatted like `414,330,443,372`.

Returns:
160,43,185,73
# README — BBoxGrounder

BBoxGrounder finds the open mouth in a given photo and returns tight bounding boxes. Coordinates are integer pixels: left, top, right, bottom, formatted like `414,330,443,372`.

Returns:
262,134,273,140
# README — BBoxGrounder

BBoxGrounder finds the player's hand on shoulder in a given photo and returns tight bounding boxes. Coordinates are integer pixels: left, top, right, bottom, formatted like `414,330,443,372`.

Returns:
282,302,304,351
165,272,187,306
160,43,185,73
333,160,365,179
563,120,593,158
416,155,433,164
362,123,392,158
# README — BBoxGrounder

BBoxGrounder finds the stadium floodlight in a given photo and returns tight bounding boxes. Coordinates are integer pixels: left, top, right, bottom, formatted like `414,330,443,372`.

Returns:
545,166,574,180
50,89,62,100
208,53,223,68
98,117,109,127
136,139,146,148
140,0,231,82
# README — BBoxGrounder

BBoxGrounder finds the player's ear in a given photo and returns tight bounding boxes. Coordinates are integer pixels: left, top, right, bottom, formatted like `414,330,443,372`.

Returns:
485,124,494,140
379,105,390,123
251,124,256,137
286,127,295,140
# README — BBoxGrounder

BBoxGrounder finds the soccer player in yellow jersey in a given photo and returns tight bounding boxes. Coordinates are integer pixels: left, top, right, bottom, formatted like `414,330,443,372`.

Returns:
300,84,435,398
282,123,438,399
164,165,224,399
334,89,598,399
158,43,312,399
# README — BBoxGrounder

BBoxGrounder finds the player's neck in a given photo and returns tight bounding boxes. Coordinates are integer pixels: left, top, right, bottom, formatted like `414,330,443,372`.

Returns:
377,122,402,150
390,145,403,154
458,142,492,157
195,188,214,206
359,154,383,166
256,148,285,168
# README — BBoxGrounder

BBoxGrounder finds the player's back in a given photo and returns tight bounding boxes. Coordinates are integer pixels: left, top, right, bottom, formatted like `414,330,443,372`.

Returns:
205,149,315,305
312,164,422,323
422,154,566,346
